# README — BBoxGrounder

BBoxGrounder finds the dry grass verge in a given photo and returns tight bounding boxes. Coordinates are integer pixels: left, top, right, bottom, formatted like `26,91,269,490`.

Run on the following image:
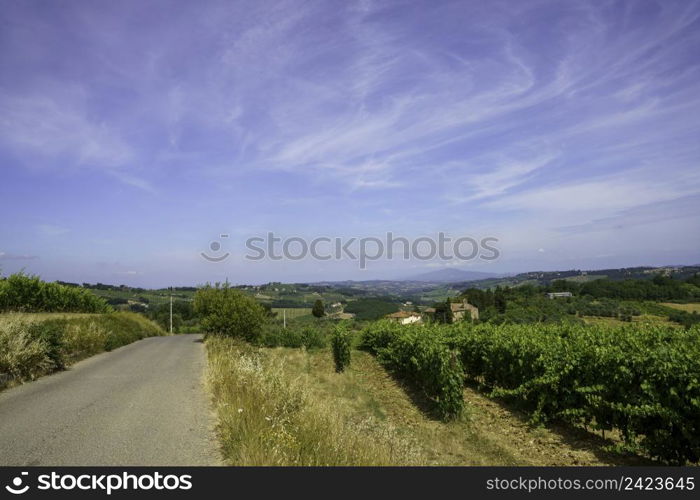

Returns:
206,335,422,465
0,312,165,389
207,338,654,466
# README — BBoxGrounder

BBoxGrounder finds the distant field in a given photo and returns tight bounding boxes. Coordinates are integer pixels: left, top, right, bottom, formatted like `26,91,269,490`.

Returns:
563,274,607,283
582,314,676,327
511,279,539,287
90,288,194,306
332,312,355,320
662,303,700,313
418,286,460,302
271,307,311,319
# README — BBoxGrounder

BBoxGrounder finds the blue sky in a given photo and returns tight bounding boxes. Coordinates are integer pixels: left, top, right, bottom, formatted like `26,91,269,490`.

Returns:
1,0,699,287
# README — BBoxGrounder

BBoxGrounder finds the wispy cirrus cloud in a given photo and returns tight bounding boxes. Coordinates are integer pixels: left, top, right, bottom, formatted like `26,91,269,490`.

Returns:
556,194,700,235
0,93,132,169
0,251,39,261
36,224,70,236
1,0,699,283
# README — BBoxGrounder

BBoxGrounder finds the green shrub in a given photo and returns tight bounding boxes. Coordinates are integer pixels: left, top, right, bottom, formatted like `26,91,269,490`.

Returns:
0,272,110,313
259,323,328,349
331,324,351,373
312,299,325,318
98,312,160,350
358,319,402,353
148,300,196,333
194,283,266,341
27,320,68,370
300,325,326,349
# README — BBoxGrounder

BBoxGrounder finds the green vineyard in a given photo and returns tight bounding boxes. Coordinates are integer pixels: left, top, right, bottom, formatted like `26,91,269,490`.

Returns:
361,320,700,464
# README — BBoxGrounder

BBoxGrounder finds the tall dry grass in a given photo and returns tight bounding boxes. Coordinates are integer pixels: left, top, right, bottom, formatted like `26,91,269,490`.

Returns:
0,318,51,382
206,335,422,465
0,312,165,389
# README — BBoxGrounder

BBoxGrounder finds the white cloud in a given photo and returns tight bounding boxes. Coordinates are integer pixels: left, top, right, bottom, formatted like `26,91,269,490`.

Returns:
115,270,141,276
36,224,70,236
0,251,39,261
0,93,132,169
483,174,693,214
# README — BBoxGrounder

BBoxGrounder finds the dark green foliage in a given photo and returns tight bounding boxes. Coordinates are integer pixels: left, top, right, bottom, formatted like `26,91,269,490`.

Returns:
343,298,399,320
432,300,453,324
666,310,700,329
98,312,163,351
0,272,111,313
444,321,700,464
549,275,699,301
361,320,464,421
361,318,700,463
458,273,700,327
457,284,691,326
148,300,195,333
261,303,277,318
358,319,402,353
260,323,327,349
331,324,351,373
461,288,496,310
27,320,67,370
193,283,266,341
312,299,325,318
128,303,148,314
494,287,507,314
106,297,129,306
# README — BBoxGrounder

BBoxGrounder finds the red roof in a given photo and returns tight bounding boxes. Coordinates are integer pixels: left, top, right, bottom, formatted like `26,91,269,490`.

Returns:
386,311,420,318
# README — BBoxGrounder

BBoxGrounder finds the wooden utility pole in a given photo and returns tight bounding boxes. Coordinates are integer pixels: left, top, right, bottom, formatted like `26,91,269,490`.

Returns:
283,309,286,329
169,287,173,334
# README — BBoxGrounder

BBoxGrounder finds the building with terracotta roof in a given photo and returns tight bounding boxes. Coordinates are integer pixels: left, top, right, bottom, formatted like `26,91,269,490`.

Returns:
450,299,479,321
385,310,423,325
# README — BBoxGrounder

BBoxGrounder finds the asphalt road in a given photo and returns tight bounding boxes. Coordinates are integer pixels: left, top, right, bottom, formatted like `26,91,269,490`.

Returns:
0,334,221,466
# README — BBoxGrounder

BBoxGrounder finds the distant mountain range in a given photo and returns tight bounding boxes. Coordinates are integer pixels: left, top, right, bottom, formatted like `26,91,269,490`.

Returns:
403,268,501,283
310,265,700,298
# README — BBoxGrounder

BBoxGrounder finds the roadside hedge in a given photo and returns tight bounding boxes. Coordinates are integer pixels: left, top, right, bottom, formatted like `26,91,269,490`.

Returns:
0,312,164,387
0,272,111,313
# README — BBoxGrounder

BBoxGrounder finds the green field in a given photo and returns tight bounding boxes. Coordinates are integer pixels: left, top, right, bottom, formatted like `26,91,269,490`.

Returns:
662,302,700,313
562,274,607,283
271,307,312,319
90,288,195,306
582,314,675,327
